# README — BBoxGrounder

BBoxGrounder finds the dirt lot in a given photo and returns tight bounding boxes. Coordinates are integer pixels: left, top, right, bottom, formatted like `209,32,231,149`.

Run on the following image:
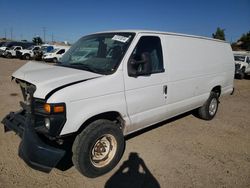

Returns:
0,57,249,188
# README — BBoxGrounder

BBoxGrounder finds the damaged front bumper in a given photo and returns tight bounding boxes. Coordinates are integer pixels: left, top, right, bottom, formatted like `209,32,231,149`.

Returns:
1,110,65,173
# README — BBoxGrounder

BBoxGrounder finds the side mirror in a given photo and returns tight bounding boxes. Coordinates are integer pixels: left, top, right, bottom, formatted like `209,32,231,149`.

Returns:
128,52,152,77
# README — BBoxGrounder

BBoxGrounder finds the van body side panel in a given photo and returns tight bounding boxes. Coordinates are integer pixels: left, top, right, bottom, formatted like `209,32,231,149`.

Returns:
49,32,234,136
124,33,234,135
164,35,234,115
47,71,128,136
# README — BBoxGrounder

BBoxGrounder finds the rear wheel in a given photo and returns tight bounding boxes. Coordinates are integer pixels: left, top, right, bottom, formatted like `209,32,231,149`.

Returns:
23,54,31,60
53,58,58,63
72,119,124,178
197,92,219,120
6,53,12,58
239,67,246,80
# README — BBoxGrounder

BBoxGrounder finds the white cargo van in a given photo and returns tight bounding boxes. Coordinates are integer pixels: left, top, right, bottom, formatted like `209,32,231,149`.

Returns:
1,30,234,178
42,46,70,63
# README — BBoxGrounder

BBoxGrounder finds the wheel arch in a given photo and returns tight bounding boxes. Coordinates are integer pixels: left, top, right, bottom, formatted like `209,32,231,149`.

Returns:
211,85,221,97
76,111,126,135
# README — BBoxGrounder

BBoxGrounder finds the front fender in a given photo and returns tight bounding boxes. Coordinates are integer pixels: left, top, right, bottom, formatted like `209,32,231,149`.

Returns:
60,92,129,135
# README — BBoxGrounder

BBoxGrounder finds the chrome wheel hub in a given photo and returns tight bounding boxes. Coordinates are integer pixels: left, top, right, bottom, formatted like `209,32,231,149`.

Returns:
209,98,217,116
90,134,117,168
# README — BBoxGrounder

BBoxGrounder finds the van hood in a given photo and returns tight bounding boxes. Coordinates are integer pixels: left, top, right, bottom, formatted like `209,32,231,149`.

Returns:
12,61,102,99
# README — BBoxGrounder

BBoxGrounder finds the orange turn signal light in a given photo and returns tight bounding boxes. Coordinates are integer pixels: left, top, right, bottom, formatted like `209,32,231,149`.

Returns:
53,105,65,113
44,103,51,113
44,103,65,113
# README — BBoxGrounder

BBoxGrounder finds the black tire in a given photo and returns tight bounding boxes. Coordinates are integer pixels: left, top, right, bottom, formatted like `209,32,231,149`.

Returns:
239,72,244,80
53,58,58,63
197,92,219,120
72,119,125,178
6,53,12,58
240,67,246,79
23,54,31,60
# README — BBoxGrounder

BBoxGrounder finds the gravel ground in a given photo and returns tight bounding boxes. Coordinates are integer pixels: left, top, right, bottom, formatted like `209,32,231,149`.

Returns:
0,57,249,188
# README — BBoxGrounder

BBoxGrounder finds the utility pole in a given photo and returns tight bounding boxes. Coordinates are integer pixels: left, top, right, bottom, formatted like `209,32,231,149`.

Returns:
52,33,54,42
42,27,46,43
4,29,7,39
10,27,13,40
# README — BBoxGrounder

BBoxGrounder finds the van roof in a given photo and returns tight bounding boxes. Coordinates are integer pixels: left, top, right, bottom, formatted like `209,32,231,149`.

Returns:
92,29,228,43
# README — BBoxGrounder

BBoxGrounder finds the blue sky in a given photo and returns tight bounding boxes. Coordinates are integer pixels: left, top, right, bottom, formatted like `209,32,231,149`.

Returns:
0,0,249,43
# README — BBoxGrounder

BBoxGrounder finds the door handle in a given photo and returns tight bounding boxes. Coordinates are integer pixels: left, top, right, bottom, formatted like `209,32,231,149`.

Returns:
163,85,168,98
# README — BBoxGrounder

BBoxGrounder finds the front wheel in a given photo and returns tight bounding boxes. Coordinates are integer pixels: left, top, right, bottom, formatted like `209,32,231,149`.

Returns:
72,119,125,178
197,92,219,120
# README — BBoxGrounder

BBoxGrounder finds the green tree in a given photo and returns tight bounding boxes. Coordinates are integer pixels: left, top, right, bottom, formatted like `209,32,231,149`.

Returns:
212,27,226,41
238,31,250,50
231,42,241,51
32,36,43,45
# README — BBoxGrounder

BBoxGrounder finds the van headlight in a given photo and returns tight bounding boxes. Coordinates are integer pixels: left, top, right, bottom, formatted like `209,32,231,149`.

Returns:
33,99,66,136
45,118,50,129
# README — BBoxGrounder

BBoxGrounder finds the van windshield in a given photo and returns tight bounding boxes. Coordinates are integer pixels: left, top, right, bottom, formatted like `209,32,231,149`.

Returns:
49,48,59,53
59,32,135,75
27,45,36,50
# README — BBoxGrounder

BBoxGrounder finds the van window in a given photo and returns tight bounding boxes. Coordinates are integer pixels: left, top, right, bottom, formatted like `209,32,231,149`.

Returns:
131,36,164,74
15,47,21,50
57,49,65,54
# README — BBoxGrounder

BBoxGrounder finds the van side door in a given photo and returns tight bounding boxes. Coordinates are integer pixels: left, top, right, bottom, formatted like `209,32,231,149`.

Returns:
124,34,168,132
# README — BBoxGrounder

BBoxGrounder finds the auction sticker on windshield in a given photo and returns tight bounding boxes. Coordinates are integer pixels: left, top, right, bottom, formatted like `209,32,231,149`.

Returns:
112,35,129,43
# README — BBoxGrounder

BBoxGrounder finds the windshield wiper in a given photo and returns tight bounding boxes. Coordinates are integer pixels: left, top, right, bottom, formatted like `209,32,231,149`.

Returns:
66,63,102,74
57,62,109,75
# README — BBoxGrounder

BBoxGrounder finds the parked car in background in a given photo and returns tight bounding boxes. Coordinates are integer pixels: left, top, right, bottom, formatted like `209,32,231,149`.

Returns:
0,42,11,56
0,41,34,57
16,45,41,60
234,51,250,79
0,42,6,47
43,46,70,63
3,46,23,58
34,44,54,61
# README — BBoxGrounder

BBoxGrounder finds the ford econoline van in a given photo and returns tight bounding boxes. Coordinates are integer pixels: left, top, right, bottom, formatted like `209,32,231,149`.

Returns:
2,30,234,177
